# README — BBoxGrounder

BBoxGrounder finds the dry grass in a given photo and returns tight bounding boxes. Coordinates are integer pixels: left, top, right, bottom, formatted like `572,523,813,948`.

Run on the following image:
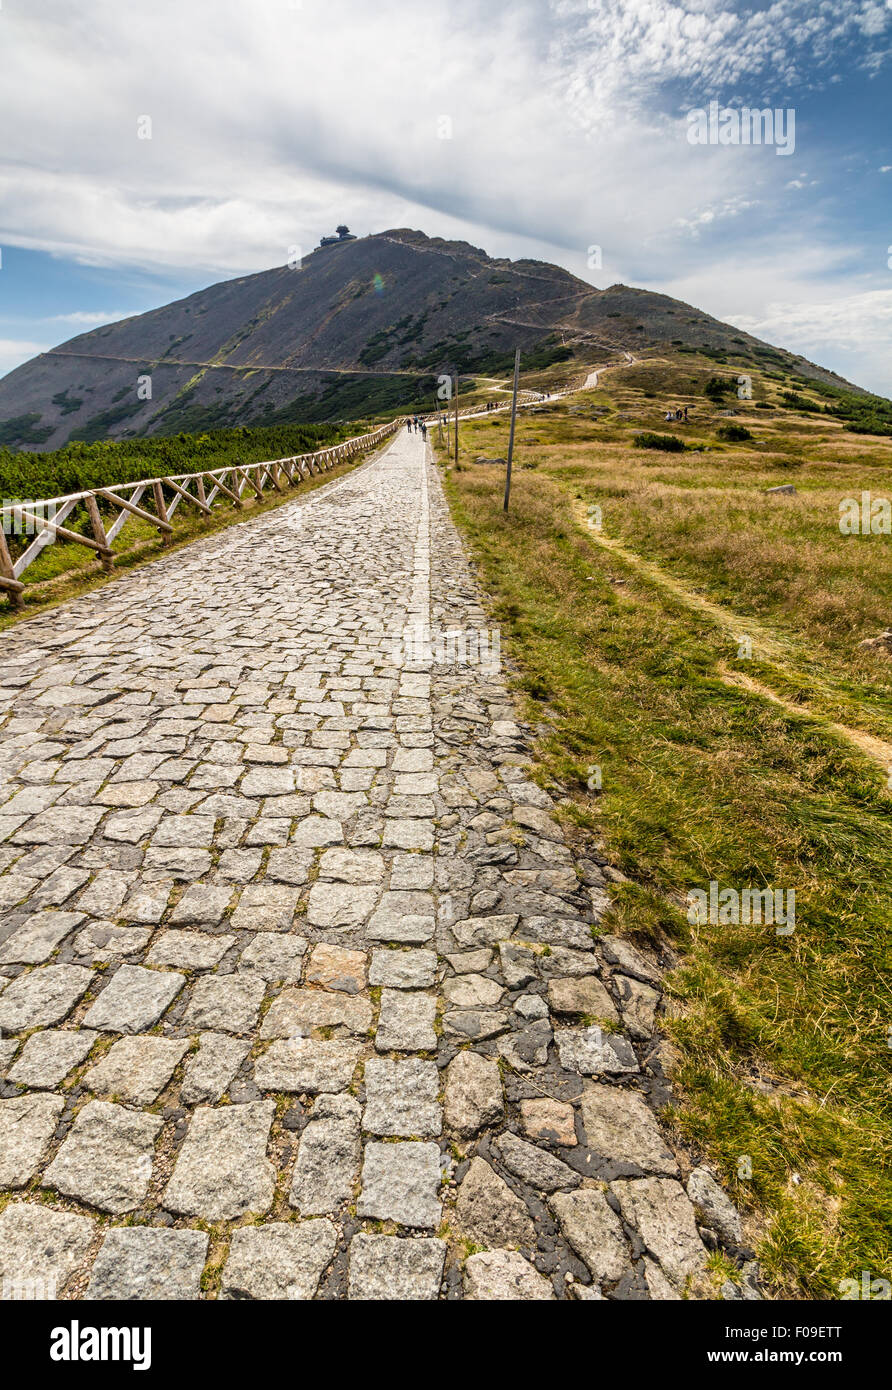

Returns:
437,354,892,1298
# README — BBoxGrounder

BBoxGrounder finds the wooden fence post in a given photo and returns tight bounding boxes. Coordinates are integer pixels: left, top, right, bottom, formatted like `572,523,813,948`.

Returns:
85,494,114,571
152,481,172,542
0,524,24,607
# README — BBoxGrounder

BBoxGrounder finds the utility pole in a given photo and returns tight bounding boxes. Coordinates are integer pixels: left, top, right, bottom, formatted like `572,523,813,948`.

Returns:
503,347,520,512
453,373,459,468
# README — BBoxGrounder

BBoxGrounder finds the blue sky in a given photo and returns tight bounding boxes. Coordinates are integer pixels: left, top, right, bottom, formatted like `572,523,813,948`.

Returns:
1,0,891,393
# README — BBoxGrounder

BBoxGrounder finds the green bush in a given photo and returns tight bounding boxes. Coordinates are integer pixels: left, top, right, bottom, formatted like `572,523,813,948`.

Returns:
704,376,734,403
716,423,752,442
633,432,685,452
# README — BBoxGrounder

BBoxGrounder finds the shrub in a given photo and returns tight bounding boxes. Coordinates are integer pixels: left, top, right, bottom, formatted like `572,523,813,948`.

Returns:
716,423,752,442
704,376,734,403
633,432,685,452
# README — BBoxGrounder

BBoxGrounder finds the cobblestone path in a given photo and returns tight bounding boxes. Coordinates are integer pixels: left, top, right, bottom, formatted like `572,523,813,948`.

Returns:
0,427,745,1300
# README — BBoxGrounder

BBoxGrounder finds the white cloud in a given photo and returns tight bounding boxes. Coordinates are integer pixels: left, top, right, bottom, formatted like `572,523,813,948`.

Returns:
49,310,131,326
0,0,888,390
0,339,53,377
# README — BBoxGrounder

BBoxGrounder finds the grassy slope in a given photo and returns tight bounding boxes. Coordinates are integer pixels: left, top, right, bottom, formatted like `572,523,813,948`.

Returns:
436,353,892,1298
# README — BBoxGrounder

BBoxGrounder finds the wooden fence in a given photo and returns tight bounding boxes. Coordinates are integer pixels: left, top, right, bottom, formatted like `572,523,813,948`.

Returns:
0,418,400,608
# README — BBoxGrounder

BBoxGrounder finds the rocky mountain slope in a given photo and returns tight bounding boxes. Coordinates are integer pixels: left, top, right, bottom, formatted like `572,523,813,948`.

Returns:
0,228,863,450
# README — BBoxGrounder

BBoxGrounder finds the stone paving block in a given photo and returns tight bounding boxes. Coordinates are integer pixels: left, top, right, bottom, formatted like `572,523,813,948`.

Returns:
456,1156,536,1249
121,881,173,924
547,974,619,1022
389,852,435,890
0,911,86,965
382,819,434,850
30,867,91,908
230,884,298,932
164,1101,276,1221
357,1141,441,1228
0,965,94,1033
443,972,504,1008
290,816,343,848
85,1227,209,1300
181,1032,250,1105
492,1133,580,1193
83,964,185,1033
347,1234,446,1300
76,870,132,918
143,847,212,878
551,1189,632,1285
520,1098,577,1148
443,1050,504,1136
0,871,39,910
264,848,313,885
180,973,266,1035
146,930,236,970
375,989,437,1052
305,942,367,994
0,1203,96,1297
318,847,385,883
464,1249,555,1300
12,806,105,847
152,815,215,848
168,883,233,926
240,768,296,797
215,848,264,882
82,1035,189,1104
367,890,435,943
103,807,164,844
73,922,152,961
261,988,371,1039
554,1026,639,1076
580,1083,678,1176
254,1038,362,1093
363,1057,441,1137
612,1177,707,1290
306,881,379,930
368,947,437,989
0,1093,65,1187
222,1220,337,1300
7,1029,98,1088
238,932,307,982
244,818,290,846
290,1093,361,1215
44,1100,162,1214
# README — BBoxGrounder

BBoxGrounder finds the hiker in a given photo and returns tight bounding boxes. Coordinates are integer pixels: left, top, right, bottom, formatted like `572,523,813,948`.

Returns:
421,422,427,440
406,419,412,434
683,406,689,422
664,411,674,422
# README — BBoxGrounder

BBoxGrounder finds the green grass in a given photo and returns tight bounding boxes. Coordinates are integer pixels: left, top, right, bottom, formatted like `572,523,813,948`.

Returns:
438,356,892,1298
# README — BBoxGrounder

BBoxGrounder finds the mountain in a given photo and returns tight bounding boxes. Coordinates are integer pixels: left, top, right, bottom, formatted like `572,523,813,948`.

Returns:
0,228,865,451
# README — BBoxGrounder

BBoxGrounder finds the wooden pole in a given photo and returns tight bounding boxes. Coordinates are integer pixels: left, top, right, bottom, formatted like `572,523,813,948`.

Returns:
503,347,521,512
0,525,24,607
84,494,114,571
453,374,459,468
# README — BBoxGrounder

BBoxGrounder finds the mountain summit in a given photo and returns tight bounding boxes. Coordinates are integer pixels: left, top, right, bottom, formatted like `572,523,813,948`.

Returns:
0,229,857,449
